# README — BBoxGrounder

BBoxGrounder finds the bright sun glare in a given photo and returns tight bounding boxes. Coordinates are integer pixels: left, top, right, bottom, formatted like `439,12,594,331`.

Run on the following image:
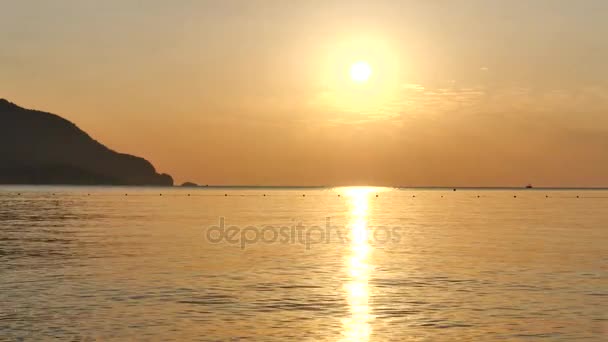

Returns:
350,61,372,83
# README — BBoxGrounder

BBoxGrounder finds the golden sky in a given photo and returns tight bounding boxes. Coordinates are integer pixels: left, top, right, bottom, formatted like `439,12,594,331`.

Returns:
2,0,607,186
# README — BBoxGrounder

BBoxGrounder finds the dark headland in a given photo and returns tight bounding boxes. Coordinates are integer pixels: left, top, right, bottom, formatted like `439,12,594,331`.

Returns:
0,99,173,186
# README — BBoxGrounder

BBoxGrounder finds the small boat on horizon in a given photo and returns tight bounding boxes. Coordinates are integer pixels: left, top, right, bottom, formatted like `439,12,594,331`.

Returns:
525,184,533,189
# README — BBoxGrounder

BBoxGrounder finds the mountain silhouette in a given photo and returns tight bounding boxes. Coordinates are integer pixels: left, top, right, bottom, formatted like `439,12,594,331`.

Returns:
0,99,173,186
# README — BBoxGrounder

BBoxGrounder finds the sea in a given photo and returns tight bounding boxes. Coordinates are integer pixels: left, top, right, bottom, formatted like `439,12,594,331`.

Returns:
1,186,606,341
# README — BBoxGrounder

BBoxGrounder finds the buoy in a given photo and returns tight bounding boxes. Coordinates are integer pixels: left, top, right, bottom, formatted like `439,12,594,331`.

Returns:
514,195,517,198
225,194,228,196
375,194,378,197
303,194,306,197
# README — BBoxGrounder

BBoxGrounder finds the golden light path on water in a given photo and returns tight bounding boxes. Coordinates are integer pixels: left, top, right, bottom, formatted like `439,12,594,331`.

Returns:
340,187,378,341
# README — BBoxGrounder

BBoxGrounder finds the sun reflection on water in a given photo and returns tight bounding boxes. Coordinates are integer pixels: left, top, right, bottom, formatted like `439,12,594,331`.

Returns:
340,187,377,341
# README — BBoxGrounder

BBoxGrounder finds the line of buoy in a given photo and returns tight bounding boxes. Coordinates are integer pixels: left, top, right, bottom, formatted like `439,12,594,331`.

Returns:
9,193,593,199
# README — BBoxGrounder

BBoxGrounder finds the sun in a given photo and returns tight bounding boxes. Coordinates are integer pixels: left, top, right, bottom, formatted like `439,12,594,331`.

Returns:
350,61,372,83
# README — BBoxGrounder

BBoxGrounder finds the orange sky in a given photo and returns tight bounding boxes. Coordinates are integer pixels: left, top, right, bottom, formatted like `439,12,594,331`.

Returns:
2,1,607,186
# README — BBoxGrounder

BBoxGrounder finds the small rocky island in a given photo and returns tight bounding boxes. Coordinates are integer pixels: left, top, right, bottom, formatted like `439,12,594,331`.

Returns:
0,99,173,186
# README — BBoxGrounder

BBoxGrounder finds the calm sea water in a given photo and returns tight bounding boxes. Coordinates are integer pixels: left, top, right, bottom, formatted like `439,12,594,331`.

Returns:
1,186,606,341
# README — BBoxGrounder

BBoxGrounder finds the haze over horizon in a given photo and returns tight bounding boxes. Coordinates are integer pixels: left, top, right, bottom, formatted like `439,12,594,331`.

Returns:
2,0,607,187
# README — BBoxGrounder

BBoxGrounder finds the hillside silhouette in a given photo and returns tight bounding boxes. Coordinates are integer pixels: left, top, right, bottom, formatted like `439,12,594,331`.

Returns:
0,99,173,186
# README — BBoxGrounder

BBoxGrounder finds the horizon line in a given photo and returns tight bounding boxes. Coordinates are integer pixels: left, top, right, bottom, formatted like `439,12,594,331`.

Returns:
1,184,608,190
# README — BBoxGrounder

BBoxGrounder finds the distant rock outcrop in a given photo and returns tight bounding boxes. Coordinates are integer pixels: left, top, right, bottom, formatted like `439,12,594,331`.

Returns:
0,99,173,186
